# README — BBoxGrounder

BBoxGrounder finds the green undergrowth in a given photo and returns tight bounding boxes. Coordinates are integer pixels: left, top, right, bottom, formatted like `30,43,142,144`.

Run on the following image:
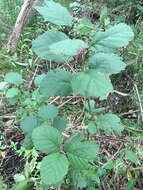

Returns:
0,51,20,76
0,0,143,190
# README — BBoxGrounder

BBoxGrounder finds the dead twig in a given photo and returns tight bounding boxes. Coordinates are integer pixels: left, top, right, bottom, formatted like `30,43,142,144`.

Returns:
134,83,143,122
114,90,130,96
101,144,124,169
119,109,139,116
58,98,73,108
28,64,38,89
49,96,60,105
123,124,143,134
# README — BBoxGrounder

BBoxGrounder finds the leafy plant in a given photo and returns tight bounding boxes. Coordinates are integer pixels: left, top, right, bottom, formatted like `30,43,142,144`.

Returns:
2,0,136,189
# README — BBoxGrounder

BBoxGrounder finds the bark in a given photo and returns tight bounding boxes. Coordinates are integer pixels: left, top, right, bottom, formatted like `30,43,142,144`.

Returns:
5,0,43,52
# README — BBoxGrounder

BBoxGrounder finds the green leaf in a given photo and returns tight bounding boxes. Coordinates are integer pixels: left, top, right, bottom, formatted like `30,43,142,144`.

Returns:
88,121,97,134
40,69,73,97
34,74,46,87
21,116,41,134
23,134,34,150
32,125,62,153
105,160,114,170
53,116,67,132
64,134,84,149
88,53,126,74
84,100,105,115
100,6,108,23
50,39,88,56
6,88,19,98
71,170,87,188
40,153,69,185
32,31,72,62
13,180,34,190
76,17,94,35
125,150,140,164
88,170,100,184
5,72,23,85
127,179,136,190
65,141,99,170
71,69,113,99
35,1,72,26
96,114,124,135
38,105,58,121
91,23,134,52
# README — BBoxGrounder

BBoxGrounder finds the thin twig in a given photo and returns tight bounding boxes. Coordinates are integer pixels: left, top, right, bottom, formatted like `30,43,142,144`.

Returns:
119,109,139,116
101,144,124,169
97,136,130,143
49,96,60,105
58,98,73,108
114,90,130,96
28,65,38,89
62,132,70,138
123,124,143,133
134,83,143,122
0,115,16,119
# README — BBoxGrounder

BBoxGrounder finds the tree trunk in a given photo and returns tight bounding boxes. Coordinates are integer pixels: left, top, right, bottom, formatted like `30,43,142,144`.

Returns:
5,0,43,52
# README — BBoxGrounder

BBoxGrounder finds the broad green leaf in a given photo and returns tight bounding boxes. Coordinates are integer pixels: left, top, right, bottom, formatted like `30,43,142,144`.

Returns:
34,74,46,87
64,134,84,150
71,69,113,99
32,125,62,153
91,23,134,52
88,170,100,184
71,170,87,188
96,114,124,135
64,134,84,149
35,1,72,26
42,180,63,189
23,134,34,150
125,150,140,164
88,53,126,74
5,72,23,85
38,105,58,121
65,141,99,170
40,69,73,97
50,39,88,56
53,116,67,132
21,115,41,134
88,121,97,134
32,31,72,62
6,88,19,98
40,153,69,185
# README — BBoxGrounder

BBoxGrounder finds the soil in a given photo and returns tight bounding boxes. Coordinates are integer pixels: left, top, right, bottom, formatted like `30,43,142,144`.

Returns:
0,124,25,188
